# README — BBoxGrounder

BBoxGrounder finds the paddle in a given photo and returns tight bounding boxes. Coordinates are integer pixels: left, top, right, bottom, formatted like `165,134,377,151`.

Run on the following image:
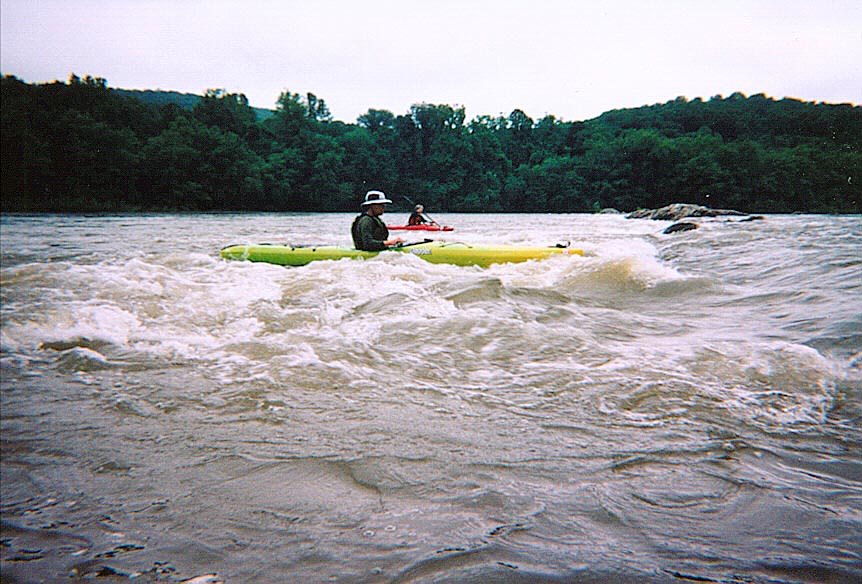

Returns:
394,238,434,248
398,194,440,227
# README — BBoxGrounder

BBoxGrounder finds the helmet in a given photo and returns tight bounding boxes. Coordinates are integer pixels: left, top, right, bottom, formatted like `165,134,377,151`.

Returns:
361,190,393,206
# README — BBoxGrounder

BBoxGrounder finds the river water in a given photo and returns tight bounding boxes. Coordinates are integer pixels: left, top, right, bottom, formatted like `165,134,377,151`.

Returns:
1,212,860,583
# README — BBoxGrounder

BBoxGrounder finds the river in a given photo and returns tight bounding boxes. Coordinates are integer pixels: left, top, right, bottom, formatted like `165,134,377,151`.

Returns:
1,212,860,583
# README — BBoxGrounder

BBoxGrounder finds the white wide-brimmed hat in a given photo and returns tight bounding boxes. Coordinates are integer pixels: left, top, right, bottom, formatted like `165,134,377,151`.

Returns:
361,190,393,206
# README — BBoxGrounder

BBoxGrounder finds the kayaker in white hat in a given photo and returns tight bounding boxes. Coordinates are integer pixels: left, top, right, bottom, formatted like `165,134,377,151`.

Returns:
351,190,405,251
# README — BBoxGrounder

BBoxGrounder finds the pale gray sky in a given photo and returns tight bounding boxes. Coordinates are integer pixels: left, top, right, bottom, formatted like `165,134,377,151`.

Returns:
2,0,860,123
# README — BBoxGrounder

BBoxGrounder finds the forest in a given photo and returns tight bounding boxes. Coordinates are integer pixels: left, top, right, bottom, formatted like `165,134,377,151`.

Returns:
1,74,860,214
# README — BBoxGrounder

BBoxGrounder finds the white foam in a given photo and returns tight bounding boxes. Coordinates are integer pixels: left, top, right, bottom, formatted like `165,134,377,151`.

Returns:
686,341,837,429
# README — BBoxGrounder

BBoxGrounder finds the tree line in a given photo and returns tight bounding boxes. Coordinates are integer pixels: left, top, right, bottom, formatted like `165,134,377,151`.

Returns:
2,74,859,214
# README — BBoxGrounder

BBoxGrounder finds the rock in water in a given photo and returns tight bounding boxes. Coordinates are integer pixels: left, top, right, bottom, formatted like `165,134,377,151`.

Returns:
663,222,699,234
181,575,224,584
627,203,746,221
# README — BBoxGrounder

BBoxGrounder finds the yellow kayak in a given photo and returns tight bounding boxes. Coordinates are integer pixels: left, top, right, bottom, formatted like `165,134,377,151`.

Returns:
220,241,583,268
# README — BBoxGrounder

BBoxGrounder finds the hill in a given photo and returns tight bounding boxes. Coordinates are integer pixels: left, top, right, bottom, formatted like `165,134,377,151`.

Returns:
113,88,275,121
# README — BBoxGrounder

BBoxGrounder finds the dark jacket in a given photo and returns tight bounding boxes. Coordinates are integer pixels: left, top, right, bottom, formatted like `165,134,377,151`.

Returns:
352,212,390,251
408,212,427,225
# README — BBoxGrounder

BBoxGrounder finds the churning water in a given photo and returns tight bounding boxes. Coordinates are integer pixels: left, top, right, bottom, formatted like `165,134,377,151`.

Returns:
1,212,860,583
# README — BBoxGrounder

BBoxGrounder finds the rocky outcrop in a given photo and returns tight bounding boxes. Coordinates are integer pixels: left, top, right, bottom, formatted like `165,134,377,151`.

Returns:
626,203,747,221
663,222,699,234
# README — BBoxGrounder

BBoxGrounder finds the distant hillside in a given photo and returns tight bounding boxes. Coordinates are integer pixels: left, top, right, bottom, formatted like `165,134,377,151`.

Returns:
113,88,274,121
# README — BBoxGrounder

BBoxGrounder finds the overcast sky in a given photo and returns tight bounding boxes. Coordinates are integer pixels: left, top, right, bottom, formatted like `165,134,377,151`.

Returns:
2,0,860,123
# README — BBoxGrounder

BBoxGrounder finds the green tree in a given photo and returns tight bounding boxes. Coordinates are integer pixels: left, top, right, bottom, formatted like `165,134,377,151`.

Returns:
357,109,395,133
27,109,141,211
335,126,397,206
194,89,258,136
139,117,264,210
501,109,534,167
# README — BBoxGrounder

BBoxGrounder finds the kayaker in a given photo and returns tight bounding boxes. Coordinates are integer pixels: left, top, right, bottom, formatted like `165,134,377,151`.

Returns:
352,190,405,251
408,204,439,226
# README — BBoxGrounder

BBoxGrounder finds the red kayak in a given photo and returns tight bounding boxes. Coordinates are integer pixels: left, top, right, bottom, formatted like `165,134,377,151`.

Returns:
387,224,454,232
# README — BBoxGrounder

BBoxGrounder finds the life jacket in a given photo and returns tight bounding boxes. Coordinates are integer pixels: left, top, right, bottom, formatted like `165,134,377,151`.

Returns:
351,212,389,250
